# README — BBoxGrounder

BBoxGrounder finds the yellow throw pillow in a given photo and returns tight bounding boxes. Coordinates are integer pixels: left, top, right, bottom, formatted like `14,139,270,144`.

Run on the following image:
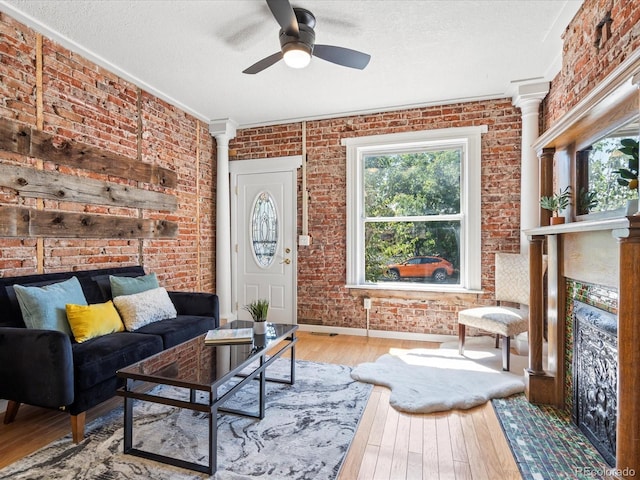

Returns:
65,301,124,343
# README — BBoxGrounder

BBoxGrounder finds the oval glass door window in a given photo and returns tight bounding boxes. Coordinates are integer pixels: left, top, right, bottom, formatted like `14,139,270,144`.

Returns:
251,191,278,267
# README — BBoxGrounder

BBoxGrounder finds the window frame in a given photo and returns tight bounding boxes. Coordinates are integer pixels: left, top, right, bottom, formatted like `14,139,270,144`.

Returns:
343,126,486,293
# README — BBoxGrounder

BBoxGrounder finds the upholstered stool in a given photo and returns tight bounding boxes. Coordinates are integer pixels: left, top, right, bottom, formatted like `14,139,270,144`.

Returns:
458,253,542,371
458,305,528,371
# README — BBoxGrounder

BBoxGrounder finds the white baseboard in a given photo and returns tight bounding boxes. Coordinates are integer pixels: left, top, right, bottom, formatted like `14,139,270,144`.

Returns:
297,323,457,343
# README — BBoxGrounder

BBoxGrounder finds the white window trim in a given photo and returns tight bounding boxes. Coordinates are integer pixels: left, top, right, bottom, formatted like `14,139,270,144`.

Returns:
342,126,487,293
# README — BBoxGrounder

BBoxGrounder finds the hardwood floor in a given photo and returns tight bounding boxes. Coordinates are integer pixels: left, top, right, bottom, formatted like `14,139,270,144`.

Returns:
0,331,521,479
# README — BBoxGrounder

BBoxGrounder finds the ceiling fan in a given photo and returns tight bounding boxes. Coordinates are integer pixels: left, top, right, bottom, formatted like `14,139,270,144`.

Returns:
243,0,371,74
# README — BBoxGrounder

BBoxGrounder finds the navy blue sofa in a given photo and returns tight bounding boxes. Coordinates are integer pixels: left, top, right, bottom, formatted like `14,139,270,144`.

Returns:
0,266,219,442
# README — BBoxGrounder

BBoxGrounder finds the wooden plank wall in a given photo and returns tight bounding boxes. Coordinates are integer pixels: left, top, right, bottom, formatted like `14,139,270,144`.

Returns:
0,116,179,240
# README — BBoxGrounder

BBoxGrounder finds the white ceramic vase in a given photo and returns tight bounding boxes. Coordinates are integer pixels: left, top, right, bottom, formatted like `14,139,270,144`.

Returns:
253,321,267,335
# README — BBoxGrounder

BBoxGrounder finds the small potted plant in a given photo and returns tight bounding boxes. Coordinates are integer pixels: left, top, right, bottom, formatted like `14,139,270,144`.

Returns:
244,299,269,334
540,186,571,225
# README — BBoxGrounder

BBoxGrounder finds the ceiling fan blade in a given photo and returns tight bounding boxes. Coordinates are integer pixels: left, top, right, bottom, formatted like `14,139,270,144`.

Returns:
243,51,284,74
313,44,371,70
266,0,299,36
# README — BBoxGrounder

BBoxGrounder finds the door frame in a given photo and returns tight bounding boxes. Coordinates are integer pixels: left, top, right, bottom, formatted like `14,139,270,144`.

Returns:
229,155,302,322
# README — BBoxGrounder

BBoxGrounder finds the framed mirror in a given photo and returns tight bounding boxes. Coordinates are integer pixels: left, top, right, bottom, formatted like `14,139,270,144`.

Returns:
576,117,639,217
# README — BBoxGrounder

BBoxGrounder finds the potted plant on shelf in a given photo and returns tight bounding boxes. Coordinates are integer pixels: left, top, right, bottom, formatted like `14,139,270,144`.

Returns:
245,299,269,334
540,186,571,225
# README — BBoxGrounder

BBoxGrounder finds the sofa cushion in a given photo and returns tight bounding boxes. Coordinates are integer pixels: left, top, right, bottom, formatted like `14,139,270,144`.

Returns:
113,287,177,331
110,272,159,297
13,277,87,335
135,315,213,349
72,332,163,390
66,301,125,343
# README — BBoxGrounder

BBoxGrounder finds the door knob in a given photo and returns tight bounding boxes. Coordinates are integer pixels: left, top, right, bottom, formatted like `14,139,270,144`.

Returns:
280,258,291,265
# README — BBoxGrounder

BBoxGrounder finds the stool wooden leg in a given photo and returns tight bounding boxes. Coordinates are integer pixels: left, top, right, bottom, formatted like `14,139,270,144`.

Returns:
502,336,511,371
495,334,500,348
458,324,466,355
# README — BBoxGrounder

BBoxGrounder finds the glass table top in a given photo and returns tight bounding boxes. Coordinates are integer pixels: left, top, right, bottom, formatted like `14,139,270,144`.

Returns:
117,320,298,391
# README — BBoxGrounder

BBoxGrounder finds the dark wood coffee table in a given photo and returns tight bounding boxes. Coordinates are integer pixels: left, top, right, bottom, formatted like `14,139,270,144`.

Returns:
116,320,298,474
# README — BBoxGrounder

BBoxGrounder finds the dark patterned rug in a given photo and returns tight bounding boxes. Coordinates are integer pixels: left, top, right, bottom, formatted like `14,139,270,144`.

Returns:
0,359,372,480
492,394,610,480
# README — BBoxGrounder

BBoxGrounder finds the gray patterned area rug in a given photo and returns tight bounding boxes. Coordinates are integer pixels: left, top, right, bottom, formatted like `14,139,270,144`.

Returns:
0,360,372,480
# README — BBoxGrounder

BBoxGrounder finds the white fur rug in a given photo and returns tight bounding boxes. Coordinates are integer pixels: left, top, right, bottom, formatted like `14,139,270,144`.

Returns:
350,336,527,413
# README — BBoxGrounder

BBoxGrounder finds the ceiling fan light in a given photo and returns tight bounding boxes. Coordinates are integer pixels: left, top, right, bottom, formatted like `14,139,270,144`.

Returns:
283,44,311,69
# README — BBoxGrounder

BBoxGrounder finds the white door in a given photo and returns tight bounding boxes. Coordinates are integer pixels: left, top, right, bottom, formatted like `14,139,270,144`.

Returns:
230,156,301,323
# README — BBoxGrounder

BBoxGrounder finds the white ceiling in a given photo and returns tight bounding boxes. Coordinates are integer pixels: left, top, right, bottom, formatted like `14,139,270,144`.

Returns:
1,0,583,128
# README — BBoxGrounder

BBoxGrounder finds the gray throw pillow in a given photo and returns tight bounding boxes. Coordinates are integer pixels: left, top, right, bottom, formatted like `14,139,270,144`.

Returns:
109,272,159,298
13,276,88,334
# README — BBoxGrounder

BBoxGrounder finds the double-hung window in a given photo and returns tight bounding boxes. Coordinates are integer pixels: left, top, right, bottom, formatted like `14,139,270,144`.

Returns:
343,126,485,292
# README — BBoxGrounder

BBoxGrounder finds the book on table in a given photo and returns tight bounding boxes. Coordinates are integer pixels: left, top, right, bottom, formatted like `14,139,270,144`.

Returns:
204,328,254,345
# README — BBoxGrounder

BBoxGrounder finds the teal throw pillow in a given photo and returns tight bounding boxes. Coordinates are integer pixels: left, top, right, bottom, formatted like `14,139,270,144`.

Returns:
13,276,88,335
109,272,159,298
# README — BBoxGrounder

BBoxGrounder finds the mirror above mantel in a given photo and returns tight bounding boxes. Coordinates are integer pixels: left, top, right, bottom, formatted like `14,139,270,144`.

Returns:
575,117,639,218
533,48,640,226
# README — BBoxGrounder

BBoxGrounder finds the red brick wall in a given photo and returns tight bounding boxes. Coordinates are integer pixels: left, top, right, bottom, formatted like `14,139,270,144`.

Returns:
231,100,523,335
0,13,215,292
543,0,640,129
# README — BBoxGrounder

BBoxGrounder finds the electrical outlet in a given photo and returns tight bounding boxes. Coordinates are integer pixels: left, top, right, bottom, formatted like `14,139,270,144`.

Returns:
298,235,312,246
363,298,372,309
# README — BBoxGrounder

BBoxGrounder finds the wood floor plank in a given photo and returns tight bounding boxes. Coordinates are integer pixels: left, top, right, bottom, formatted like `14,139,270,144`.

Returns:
453,460,473,480
389,413,410,479
368,387,391,447
338,389,382,480
406,451,423,480
422,414,440,479
480,400,521,475
471,403,508,480
408,414,423,454
459,408,491,480
435,413,456,480
357,444,380,480
373,402,399,480
447,410,469,464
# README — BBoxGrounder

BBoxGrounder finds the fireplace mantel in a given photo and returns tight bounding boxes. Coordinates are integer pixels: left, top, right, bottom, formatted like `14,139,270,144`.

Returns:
524,48,640,477
526,215,640,236
525,217,640,478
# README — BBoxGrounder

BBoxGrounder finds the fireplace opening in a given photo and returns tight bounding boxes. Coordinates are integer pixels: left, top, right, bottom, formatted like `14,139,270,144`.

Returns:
572,301,618,466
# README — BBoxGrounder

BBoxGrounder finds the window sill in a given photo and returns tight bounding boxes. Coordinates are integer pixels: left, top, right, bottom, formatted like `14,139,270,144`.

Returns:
346,284,484,301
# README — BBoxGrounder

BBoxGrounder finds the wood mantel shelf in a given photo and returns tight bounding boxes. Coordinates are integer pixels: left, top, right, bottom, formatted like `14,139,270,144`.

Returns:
526,214,640,238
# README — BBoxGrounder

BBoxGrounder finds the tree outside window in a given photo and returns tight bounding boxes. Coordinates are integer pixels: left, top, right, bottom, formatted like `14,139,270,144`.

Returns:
363,149,461,284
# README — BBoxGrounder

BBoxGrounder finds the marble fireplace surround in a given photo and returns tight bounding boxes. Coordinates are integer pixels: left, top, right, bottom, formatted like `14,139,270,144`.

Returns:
523,50,640,478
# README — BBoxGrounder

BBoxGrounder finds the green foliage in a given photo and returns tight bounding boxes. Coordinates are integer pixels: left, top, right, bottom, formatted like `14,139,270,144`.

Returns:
586,137,638,212
244,299,269,322
363,149,461,282
614,138,639,188
540,186,571,216
577,187,598,215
